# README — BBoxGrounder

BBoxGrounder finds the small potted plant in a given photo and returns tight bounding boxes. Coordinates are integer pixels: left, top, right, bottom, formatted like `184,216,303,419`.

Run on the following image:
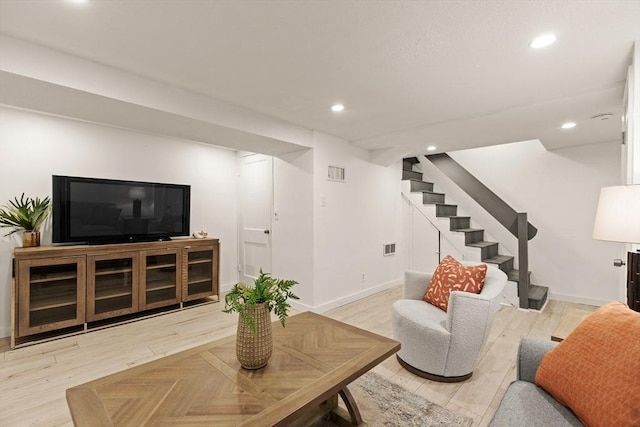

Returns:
223,269,299,369
0,194,51,247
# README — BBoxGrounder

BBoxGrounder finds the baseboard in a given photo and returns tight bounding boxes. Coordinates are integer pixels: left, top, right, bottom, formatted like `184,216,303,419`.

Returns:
289,299,314,313
221,279,402,314
297,278,402,314
548,292,610,307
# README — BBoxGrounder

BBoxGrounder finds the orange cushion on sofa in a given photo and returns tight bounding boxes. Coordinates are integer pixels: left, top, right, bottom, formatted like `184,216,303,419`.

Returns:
535,302,640,427
423,255,487,311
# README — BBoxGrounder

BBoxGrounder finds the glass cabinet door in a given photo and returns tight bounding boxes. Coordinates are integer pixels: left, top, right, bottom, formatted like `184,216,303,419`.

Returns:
183,244,218,301
17,256,86,337
140,248,180,310
87,252,139,321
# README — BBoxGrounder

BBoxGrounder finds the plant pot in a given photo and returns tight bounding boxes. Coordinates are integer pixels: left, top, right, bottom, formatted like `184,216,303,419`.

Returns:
23,231,40,247
236,302,273,369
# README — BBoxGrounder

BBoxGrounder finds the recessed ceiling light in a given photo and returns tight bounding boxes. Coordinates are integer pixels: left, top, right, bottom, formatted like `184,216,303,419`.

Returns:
561,122,576,129
331,104,345,112
427,146,437,151
529,34,556,49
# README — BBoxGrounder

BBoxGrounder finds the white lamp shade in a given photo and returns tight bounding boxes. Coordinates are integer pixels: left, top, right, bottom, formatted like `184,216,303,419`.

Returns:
592,185,640,244
128,187,146,199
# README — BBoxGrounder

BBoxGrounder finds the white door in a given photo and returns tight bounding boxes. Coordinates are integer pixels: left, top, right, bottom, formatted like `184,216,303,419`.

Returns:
238,153,273,284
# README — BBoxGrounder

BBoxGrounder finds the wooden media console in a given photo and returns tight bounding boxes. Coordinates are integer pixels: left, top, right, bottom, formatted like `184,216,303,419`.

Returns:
11,238,219,348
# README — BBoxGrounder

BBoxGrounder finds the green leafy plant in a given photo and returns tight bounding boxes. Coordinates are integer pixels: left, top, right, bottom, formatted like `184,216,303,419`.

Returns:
223,270,299,333
0,194,51,236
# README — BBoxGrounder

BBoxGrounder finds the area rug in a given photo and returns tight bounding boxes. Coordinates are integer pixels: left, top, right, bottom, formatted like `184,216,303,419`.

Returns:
313,371,473,427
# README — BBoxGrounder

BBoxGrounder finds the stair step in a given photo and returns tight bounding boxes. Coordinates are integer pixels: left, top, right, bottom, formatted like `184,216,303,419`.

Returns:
451,228,485,245
422,191,445,204
507,269,532,283
402,169,423,181
409,180,434,192
483,255,514,273
528,284,548,310
467,241,496,248
462,229,485,244
403,157,420,170
449,216,471,230
467,241,499,259
435,204,457,217
450,227,481,233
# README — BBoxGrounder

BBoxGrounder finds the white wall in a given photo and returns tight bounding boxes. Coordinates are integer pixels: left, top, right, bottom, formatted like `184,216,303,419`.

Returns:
624,41,639,185
312,131,403,311
0,107,239,337
448,139,622,305
272,149,315,307
624,41,639,262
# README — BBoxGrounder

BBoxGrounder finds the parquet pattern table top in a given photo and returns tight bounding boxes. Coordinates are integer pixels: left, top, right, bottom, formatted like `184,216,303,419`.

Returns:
66,312,400,426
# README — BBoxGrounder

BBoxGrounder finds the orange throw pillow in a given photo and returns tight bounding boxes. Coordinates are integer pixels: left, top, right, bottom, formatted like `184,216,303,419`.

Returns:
535,302,640,427
423,255,487,311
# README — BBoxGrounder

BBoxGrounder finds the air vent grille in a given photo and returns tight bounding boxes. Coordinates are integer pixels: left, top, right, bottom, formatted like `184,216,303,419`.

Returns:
328,165,345,182
383,243,396,256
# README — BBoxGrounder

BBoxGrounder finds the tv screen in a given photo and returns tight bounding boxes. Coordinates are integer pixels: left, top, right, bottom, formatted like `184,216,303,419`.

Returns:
52,175,190,244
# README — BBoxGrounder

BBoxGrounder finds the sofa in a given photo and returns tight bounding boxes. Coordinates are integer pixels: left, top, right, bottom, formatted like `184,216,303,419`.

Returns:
489,337,582,426
491,301,640,427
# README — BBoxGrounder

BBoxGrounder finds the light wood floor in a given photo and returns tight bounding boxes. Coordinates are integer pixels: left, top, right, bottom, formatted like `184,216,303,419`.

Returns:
0,287,596,427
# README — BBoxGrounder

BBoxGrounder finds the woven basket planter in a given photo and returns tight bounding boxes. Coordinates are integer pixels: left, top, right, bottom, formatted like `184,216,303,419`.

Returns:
236,302,273,369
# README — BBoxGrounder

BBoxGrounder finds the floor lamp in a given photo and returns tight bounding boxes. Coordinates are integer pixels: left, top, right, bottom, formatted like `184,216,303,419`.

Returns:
592,184,640,311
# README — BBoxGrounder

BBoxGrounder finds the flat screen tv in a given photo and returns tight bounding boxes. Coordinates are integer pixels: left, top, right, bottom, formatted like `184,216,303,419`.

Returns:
52,175,191,244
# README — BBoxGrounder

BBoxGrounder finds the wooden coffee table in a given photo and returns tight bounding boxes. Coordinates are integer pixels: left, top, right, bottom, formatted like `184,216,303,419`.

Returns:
66,312,400,426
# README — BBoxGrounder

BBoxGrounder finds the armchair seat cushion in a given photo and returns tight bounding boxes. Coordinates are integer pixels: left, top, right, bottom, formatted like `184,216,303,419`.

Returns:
392,299,448,333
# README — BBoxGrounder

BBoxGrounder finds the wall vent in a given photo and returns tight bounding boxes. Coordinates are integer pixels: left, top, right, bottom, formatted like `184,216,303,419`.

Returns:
383,243,396,256
328,165,345,182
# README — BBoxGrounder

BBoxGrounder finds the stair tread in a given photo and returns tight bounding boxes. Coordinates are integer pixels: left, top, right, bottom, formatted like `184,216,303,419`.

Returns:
467,241,497,248
528,284,548,300
436,203,457,208
422,191,444,195
484,255,514,264
528,284,548,309
507,269,532,281
451,228,483,233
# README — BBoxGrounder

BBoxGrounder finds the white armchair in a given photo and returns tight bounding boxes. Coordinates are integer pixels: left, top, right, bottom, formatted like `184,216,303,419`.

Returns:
392,262,507,382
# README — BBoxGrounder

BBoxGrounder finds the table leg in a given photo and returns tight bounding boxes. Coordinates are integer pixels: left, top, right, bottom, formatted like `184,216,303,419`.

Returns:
338,386,363,425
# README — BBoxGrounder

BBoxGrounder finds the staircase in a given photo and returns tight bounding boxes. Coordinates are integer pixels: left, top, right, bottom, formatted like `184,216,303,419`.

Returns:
402,157,548,310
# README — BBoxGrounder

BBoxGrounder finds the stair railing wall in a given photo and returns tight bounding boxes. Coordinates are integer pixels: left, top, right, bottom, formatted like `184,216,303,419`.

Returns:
402,192,463,269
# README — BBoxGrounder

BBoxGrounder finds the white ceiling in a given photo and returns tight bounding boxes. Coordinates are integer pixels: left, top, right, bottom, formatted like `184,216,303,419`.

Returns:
0,0,638,155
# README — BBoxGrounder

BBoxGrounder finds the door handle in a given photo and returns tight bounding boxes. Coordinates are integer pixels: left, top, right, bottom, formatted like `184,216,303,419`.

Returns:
264,230,270,235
